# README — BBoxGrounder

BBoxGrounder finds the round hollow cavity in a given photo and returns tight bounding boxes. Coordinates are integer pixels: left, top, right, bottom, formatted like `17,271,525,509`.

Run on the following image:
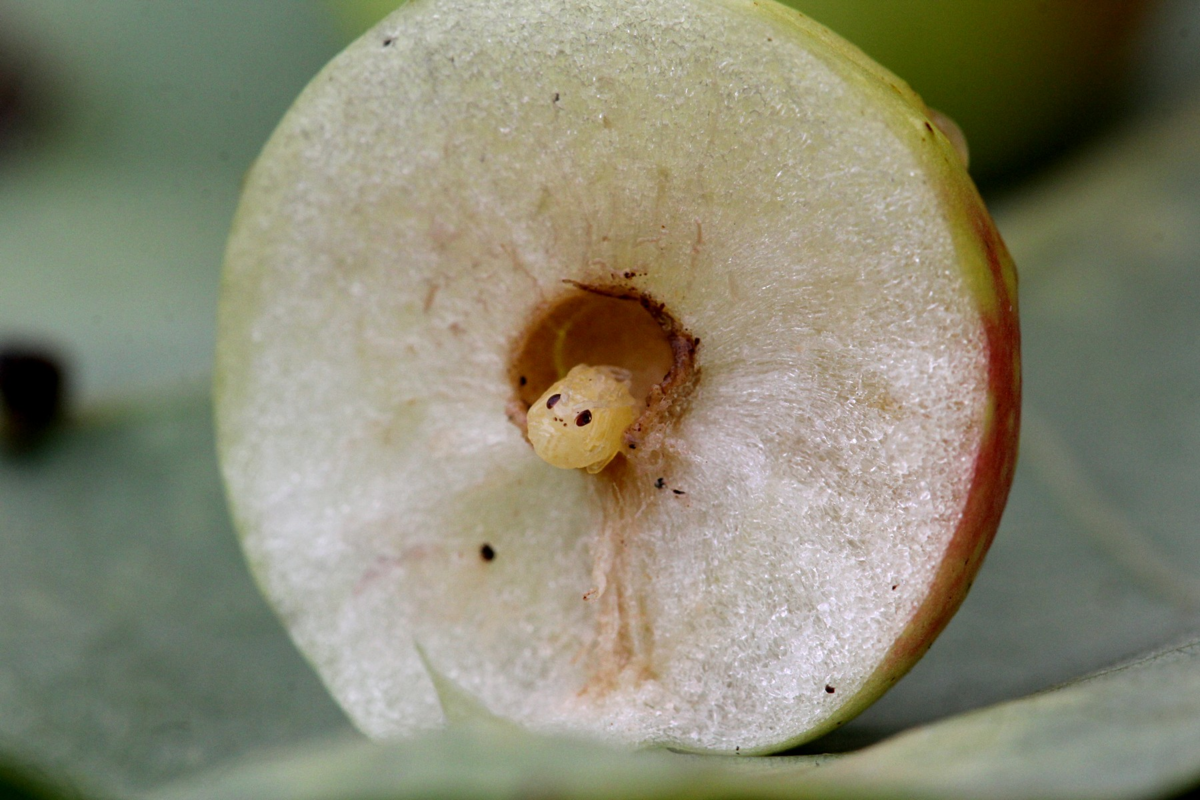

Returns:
216,0,1017,755
509,287,696,449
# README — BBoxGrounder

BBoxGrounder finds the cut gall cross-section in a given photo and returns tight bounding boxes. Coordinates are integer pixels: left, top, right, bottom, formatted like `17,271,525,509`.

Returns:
215,0,1020,754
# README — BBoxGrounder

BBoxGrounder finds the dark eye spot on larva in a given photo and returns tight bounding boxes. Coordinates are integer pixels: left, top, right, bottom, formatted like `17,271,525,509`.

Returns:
575,410,592,426
480,544,495,561
546,393,561,409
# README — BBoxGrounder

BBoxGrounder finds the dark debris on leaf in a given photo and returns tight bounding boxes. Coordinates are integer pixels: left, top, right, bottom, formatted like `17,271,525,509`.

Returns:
1,343,68,453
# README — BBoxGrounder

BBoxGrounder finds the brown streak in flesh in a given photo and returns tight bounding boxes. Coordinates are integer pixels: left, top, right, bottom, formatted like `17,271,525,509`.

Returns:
577,458,659,695
507,284,696,695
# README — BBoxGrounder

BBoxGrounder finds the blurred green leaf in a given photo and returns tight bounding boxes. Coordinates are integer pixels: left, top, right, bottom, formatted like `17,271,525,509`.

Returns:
0,0,342,405
0,758,71,800
0,395,353,796
809,639,1200,799
148,639,1200,800
145,727,816,800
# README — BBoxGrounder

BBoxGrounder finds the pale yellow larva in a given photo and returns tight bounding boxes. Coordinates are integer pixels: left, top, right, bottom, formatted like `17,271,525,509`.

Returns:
527,364,640,474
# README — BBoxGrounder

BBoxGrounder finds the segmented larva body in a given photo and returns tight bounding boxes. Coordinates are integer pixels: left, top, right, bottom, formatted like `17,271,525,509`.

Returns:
527,364,640,474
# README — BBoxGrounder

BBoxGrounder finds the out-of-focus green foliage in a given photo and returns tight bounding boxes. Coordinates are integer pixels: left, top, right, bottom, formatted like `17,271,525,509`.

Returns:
0,1,343,405
0,760,69,800
149,639,1200,800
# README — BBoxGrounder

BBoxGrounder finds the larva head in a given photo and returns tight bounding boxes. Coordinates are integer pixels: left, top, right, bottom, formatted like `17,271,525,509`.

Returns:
527,364,640,474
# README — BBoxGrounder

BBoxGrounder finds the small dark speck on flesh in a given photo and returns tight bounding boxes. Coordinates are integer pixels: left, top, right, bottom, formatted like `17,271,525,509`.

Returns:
924,121,933,133
891,584,898,590
519,375,527,386
672,489,685,495
553,92,560,103
623,271,635,279
654,477,665,489
480,544,495,562
382,37,395,47
825,685,835,694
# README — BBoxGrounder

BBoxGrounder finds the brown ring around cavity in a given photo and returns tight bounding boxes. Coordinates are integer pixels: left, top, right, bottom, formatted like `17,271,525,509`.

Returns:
507,283,698,460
